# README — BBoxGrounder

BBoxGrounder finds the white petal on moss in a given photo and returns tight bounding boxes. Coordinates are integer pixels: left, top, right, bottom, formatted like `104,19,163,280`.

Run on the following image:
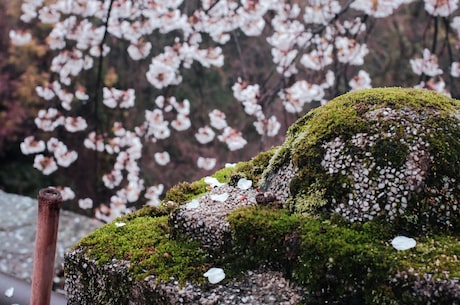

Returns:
115,222,126,227
225,163,236,168
391,236,416,251
210,193,229,202
237,178,252,190
4,287,14,298
204,176,225,187
204,267,225,284
186,199,200,209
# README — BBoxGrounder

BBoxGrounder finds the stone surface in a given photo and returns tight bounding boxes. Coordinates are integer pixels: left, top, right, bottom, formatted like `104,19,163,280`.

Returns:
262,88,460,231
0,190,103,290
65,88,460,305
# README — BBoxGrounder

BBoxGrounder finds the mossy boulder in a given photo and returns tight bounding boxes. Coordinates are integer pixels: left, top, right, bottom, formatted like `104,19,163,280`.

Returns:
262,87,460,233
65,88,460,305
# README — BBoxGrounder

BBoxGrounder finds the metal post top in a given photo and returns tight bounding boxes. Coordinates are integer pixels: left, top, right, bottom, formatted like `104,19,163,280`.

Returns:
38,188,62,204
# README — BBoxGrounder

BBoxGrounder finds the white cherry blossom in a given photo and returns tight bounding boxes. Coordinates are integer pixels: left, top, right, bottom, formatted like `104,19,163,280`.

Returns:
79,198,93,210
33,154,58,175
20,136,46,155
349,70,372,90
197,157,217,170
218,127,247,151
154,151,171,166
410,48,443,77
209,109,228,130
64,116,88,132
424,0,458,16
9,30,32,46
195,126,216,144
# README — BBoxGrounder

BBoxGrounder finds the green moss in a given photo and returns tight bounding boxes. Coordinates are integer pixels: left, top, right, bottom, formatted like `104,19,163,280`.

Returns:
425,115,460,179
162,166,233,204
260,87,460,232
77,214,210,283
372,137,409,169
163,181,208,204
226,206,460,304
288,181,328,216
231,147,277,187
226,206,301,274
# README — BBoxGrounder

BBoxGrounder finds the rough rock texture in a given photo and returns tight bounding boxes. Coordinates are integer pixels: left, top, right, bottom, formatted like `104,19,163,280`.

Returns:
65,88,460,305
262,88,460,231
170,184,257,251
66,247,303,305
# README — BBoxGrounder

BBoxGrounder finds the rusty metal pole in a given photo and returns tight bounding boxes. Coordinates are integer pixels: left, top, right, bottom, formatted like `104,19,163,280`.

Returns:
30,187,62,305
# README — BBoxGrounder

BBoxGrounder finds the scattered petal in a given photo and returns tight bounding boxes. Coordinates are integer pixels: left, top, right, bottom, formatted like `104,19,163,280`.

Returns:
237,178,252,190
225,163,236,168
210,193,229,202
186,199,200,209
203,267,225,284
115,222,126,227
204,176,225,187
391,236,416,251
4,287,14,298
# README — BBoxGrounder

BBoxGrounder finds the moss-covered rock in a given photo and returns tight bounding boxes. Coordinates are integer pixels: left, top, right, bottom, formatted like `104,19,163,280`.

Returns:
65,88,460,305
262,87,460,233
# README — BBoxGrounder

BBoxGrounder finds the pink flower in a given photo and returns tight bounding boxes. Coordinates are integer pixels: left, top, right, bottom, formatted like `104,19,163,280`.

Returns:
253,115,281,137
55,150,78,167
79,198,93,210
20,136,46,155
84,131,105,152
410,48,443,77
279,81,324,113
303,0,341,24
36,84,55,100
425,0,458,16
64,116,88,132
209,109,228,130
451,62,460,77
350,0,405,18
47,137,65,153
335,37,368,65
232,79,261,116
197,156,217,170
9,30,32,46
300,44,334,70
34,108,64,131
349,70,372,90
218,127,247,151
33,155,58,175
75,86,89,100
54,186,75,201
154,151,171,166
103,87,136,109
38,6,60,24
195,126,216,144
145,184,164,207
102,170,123,189
127,40,152,60
171,113,191,131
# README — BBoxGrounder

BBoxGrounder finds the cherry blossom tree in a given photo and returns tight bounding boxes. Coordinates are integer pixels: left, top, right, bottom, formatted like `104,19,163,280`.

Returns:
12,0,460,222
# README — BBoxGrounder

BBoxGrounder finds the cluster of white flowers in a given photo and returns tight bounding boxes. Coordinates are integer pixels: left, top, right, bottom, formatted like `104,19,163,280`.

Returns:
232,78,281,137
103,87,136,109
21,136,78,175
